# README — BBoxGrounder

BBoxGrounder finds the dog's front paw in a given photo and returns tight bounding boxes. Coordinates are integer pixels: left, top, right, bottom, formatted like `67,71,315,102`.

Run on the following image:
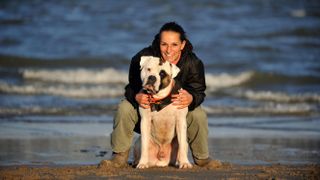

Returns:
179,162,193,169
136,163,149,169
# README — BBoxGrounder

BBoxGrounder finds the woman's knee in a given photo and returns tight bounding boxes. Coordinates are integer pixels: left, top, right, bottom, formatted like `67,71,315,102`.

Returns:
118,99,134,111
114,99,138,124
187,106,208,127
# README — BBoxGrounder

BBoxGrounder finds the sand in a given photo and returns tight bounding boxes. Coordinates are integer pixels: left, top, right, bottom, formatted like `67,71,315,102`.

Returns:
1,121,319,179
1,163,319,179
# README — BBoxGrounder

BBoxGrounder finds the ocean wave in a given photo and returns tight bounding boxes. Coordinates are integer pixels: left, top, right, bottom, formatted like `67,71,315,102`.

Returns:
0,114,113,123
0,54,129,68
20,68,320,87
0,104,117,117
203,102,317,116
1,102,316,118
2,68,319,104
22,68,128,84
1,70,254,98
206,71,254,91
237,90,320,103
290,9,306,18
22,68,254,89
0,107,62,116
0,82,124,98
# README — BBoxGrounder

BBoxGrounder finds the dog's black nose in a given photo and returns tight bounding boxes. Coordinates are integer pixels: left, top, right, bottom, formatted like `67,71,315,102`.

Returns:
147,75,156,85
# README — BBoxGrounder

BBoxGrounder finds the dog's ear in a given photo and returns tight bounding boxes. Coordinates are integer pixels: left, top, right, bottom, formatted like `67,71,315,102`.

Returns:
159,58,165,65
171,63,180,78
140,56,150,70
140,56,160,70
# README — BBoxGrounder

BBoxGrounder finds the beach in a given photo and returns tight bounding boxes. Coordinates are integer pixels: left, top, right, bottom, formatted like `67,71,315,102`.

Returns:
1,120,320,179
1,163,319,179
0,137,320,179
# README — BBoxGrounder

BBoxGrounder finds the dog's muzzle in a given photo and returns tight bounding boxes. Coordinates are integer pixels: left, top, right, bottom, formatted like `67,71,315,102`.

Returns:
143,75,157,94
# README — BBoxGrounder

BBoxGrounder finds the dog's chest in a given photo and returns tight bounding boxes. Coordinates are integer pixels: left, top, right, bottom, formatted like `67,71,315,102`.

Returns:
150,105,178,143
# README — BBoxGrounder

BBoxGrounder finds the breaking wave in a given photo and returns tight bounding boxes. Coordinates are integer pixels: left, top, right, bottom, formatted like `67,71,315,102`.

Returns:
1,68,319,105
0,82,124,98
1,68,255,98
22,68,128,84
234,90,320,103
22,68,254,88
203,102,317,116
0,102,317,118
206,71,254,91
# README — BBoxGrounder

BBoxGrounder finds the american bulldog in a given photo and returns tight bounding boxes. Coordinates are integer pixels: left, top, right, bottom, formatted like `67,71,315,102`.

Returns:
133,56,192,169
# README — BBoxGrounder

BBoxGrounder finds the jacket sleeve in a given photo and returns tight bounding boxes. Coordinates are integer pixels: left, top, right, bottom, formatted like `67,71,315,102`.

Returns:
124,53,142,109
184,58,206,111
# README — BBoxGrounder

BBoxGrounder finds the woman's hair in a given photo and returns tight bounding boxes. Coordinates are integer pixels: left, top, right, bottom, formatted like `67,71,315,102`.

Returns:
152,22,193,57
158,22,187,41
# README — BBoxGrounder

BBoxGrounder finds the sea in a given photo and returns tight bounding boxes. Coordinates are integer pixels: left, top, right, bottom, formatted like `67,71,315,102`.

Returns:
0,0,320,165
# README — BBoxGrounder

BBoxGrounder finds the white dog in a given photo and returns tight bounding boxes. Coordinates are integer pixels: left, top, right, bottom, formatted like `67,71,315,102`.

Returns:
134,56,192,169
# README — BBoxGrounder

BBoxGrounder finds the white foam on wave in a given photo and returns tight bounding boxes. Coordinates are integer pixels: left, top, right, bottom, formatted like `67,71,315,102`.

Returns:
206,71,253,91
0,71,253,98
291,9,306,18
0,106,60,115
0,82,124,98
240,90,320,103
203,102,315,116
23,68,253,88
22,68,128,84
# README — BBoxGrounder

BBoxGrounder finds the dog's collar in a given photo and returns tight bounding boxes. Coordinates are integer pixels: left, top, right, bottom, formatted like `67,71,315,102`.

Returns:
148,80,180,112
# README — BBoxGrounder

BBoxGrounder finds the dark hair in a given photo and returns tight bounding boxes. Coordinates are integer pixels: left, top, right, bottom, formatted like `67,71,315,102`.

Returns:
159,22,187,41
151,22,193,57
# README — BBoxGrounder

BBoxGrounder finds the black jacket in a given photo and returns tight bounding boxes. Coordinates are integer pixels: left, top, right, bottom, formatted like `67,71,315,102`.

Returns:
124,39,206,111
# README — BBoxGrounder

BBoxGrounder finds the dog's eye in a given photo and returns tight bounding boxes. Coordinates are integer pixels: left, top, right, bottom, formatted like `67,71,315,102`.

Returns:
147,68,151,72
159,70,166,78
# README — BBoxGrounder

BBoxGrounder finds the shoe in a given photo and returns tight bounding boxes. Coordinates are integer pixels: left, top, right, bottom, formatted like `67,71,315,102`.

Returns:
194,157,222,169
99,150,130,168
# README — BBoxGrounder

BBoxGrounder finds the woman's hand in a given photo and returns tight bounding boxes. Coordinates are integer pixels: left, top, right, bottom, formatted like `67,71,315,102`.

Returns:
171,89,193,109
135,92,150,109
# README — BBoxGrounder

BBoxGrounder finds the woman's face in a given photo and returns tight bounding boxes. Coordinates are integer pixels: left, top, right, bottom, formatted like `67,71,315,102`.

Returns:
160,31,186,64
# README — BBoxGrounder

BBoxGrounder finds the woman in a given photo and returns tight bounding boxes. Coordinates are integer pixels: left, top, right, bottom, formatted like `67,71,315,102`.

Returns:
107,22,220,169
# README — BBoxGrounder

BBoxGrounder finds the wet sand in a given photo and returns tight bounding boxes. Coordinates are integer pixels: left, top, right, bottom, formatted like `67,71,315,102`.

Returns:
0,136,319,179
0,121,319,179
1,136,319,166
1,163,319,179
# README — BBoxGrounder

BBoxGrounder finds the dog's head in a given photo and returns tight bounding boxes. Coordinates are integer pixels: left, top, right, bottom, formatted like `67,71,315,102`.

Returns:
140,56,180,94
